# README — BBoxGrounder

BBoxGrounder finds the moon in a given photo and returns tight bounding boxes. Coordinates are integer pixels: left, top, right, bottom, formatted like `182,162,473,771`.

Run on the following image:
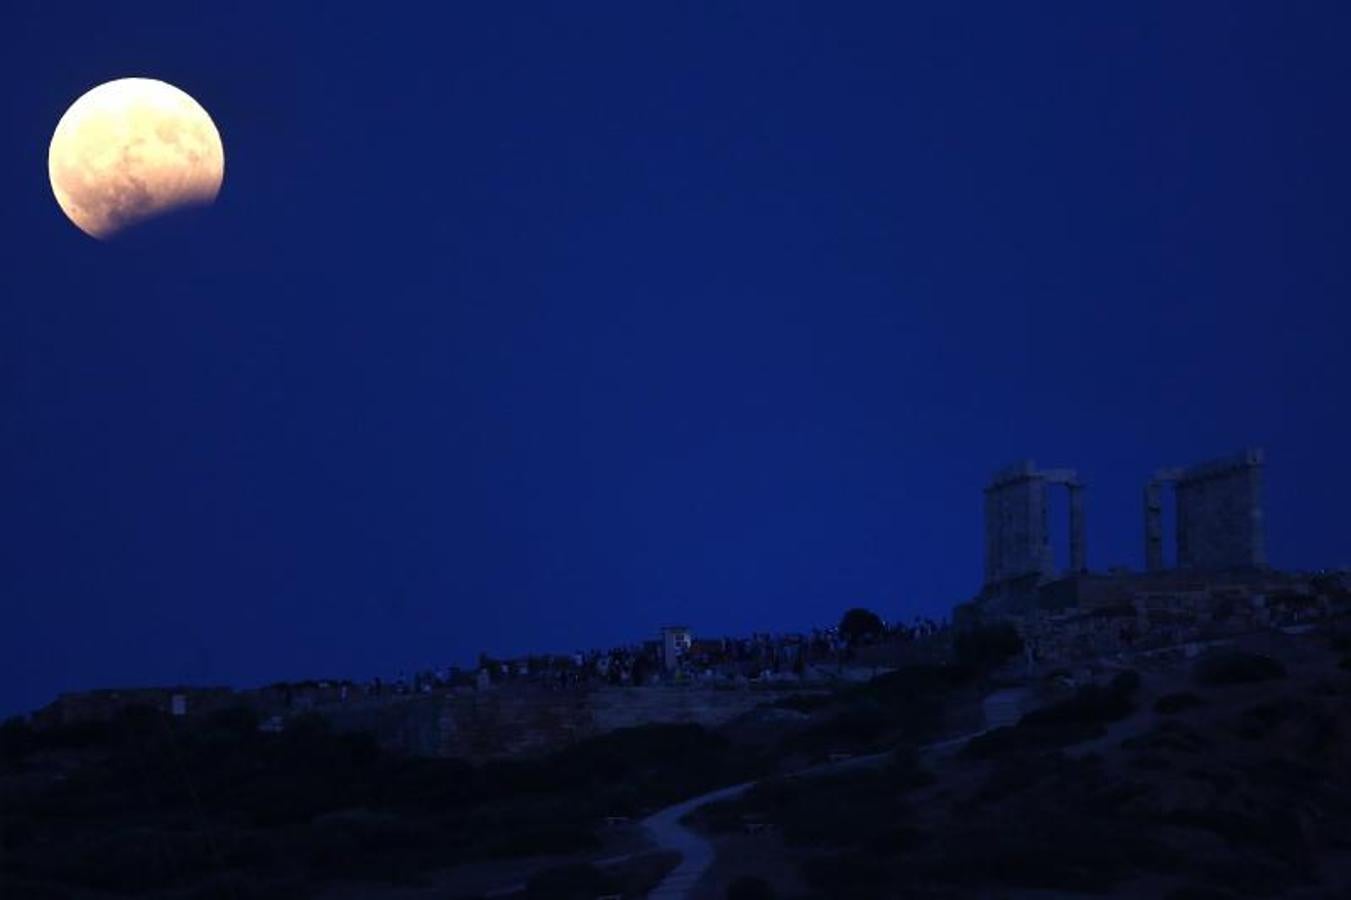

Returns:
48,78,224,240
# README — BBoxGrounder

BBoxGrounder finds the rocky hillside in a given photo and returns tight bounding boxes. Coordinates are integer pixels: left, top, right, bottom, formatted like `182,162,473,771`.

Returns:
693,625,1351,898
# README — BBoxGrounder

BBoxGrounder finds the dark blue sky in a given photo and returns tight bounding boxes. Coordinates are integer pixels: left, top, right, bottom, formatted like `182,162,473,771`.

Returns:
2,2,1348,716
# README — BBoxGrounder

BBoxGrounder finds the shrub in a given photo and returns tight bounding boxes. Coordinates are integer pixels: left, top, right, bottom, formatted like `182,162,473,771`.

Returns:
800,850,888,895
865,664,971,699
1109,670,1141,695
919,816,1148,894
955,623,1024,671
1129,754,1172,771
1234,699,1306,741
866,823,929,856
822,700,890,743
1166,887,1239,900
965,677,1138,759
1155,807,1307,860
963,722,1104,759
727,875,776,900
1192,651,1286,686
525,862,615,900
771,693,833,714
1155,692,1205,715
479,825,600,859
206,706,260,737
782,670,961,754
1021,684,1134,729
1122,721,1210,754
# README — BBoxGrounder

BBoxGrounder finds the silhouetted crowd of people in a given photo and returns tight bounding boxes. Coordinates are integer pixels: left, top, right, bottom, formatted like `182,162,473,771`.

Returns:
262,613,952,707
436,615,947,690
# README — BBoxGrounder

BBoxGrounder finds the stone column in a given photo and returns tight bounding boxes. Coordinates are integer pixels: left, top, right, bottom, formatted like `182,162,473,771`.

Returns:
1143,481,1164,571
1068,483,1086,574
1246,455,1266,568
983,486,1000,585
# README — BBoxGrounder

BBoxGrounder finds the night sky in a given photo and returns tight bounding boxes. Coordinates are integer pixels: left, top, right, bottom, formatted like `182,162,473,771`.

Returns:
2,2,1349,717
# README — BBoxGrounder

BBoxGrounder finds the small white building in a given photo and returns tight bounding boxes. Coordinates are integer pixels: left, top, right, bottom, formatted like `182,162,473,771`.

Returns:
660,625,692,671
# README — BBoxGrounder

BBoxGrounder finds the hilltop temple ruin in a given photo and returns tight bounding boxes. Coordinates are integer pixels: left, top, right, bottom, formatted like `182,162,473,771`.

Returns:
968,449,1270,619
958,448,1351,662
983,461,1085,587
1144,448,1265,572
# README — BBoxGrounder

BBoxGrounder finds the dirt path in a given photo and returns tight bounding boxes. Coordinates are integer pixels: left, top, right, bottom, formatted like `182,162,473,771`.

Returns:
641,779,764,899
641,727,992,899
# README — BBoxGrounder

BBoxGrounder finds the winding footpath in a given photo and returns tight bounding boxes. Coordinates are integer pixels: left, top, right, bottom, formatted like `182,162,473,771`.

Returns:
641,715,1003,900
640,778,765,899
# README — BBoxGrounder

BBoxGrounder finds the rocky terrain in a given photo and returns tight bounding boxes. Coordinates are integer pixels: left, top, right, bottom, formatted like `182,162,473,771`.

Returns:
8,622,1351,899
688,625,1351,898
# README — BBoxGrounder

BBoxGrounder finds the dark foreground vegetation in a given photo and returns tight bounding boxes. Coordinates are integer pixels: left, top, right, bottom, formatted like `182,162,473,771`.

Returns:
0,708,759,899
698,639,1351,899
963,669,1140,758
15,624,1337,899
0,621,1021,900
771,622,1023,759
515,851,680,900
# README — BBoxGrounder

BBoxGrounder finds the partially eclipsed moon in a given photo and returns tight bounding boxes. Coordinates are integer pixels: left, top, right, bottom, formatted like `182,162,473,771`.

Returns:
48,78,224,240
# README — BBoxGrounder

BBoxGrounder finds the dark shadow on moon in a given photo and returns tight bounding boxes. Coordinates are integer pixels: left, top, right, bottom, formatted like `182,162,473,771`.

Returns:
103,202,220,247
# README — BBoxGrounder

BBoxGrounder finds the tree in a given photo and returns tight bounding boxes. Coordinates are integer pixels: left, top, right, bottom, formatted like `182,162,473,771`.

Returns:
839,608,885,645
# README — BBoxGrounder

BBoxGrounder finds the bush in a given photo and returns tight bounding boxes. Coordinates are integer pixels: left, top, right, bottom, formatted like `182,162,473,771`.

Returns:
800,850,889,895
1155,692,1205,715
727,874,776,900
1166,887,1239,900
965,677,1138,759
955,623,1024,671
1155,807,1307,861
1110,670,1141,695
525,862,615,900
206,706,260,736
964,720,1104,759
1192,651,1286,686
926,817,1160,894
479,825,600,859
1021,684,1134,729
771,692,834,714
865,664,971,698
822,700,890,743
866,823,930,856
1234,700,1305,741
1122,720,1210,755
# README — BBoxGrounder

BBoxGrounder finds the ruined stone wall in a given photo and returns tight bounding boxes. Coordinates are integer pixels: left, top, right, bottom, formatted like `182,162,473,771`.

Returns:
331,684,771,759
38,680,812,761
1019,570,1326,665
1176,450,1265,569
33,687,237,728
587,685,767,733
316,694,450,756
436,686,595,758
984,462,1049,585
